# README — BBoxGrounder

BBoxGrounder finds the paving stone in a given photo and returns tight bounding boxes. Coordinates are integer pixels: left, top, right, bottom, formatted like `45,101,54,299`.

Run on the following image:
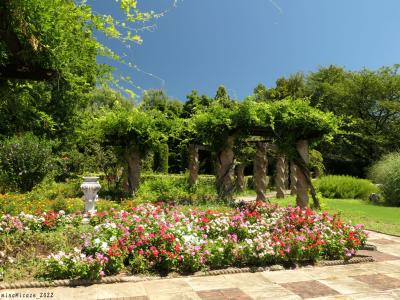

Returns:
352,273,400,290
240,284,301,300
357,250,400,262
142,279,194,299
369,239,400,245
94,282,147,299
261,270,314,283
197,288,251,300
358,261,400,273
385,272,400,280
148,292,201,300
280,280,340,299
222,273,274,290
98,297,149,300
185,275,236,291
318,277,378,294
347,291,399,299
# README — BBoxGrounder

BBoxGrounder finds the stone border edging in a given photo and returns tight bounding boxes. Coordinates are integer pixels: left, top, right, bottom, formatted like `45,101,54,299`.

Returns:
0,255,375,290
317,256,375,266
360,243,377,251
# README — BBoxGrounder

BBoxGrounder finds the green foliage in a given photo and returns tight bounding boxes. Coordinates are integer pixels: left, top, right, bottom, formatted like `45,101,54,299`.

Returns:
135,174,219,204
309,149,325,177
153,143,169,173
191,100,239,151
139,89,183,118
315,175,378,200
96,107,165,155
368,152,400,206
238,98,341,159
182,90,211,118
0,133,54,192
27,179,81,201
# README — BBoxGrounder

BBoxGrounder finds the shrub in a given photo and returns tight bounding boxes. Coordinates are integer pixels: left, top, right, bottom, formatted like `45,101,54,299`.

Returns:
28,179,81,201
315,175,378,200
136,174,219,204
136,175,190,203
368,152,400,206
0,133,54,192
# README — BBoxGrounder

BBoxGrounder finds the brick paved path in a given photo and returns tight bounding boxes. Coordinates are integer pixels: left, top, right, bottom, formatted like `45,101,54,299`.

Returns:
1,231,400,299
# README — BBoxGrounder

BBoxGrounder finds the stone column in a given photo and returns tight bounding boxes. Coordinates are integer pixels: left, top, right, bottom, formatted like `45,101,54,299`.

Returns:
275,153,286,198
216,135,235,200
253,142,268,202
290,162,298,196
284,159,289,189
235,163,245,192
188,144,199,186
296,140,309,208
126,147,141,196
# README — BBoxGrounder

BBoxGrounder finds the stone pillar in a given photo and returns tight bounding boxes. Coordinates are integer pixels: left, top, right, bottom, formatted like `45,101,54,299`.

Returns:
275,153,286,198
126,148,141,196
235,163,245,192
216,135,235,200
253,142,268,202
296,140,309,208
188,144,199,186
290,162,297,196
284,159,289,189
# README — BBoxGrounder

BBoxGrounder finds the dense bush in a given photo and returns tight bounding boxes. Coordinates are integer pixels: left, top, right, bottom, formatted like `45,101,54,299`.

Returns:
136,174,217,204
368,152,400,206
315,175,378,200
28,179,81,201
0,133,54,192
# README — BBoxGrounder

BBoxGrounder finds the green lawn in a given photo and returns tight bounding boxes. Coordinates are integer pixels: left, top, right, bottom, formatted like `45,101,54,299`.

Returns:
271,196,400,236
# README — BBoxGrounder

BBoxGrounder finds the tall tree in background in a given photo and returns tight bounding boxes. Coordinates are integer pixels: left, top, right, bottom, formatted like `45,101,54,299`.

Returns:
255,65,400,176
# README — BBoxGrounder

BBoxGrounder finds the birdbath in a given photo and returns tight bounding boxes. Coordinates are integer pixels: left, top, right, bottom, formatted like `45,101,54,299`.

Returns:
80,176,101,213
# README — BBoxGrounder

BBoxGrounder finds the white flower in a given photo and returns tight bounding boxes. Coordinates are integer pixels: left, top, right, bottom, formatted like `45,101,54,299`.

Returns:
101,242,109,252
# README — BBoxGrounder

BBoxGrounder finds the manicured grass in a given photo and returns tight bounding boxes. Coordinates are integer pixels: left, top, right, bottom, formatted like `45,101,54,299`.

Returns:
271,196,400,236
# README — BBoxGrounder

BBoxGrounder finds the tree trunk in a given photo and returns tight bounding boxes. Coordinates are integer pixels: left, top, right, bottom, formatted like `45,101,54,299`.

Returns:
295,140,309,208
126,147,141,196
235,163,245,192
216,136,236,201
254,142,268,202
188,144,199,186
275,153,286,198
290,162,298,196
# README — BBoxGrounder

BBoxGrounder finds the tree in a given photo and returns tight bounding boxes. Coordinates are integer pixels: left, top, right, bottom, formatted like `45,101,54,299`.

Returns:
307,65,400,176
0,0,163,140
253,73,307,102
182,90,211,118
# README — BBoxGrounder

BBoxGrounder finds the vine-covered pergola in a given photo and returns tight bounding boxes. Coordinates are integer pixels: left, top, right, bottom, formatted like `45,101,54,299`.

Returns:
189,98,341,208
96,97,341,208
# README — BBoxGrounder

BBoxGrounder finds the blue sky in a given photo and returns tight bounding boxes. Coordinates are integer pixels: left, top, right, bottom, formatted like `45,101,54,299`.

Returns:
90,0,400,101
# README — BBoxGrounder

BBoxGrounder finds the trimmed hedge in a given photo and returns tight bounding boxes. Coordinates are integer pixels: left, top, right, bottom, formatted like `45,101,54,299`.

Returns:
315,175,378,200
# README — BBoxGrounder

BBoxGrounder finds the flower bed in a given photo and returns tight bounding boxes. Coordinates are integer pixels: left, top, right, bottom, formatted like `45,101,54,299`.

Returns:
0,202,367,281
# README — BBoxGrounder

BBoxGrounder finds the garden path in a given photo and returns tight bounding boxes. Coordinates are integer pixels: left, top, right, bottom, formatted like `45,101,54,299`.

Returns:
2,231,400,299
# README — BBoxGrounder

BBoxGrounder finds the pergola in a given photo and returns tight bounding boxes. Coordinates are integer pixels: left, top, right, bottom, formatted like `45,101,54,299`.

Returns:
187,133,315,208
